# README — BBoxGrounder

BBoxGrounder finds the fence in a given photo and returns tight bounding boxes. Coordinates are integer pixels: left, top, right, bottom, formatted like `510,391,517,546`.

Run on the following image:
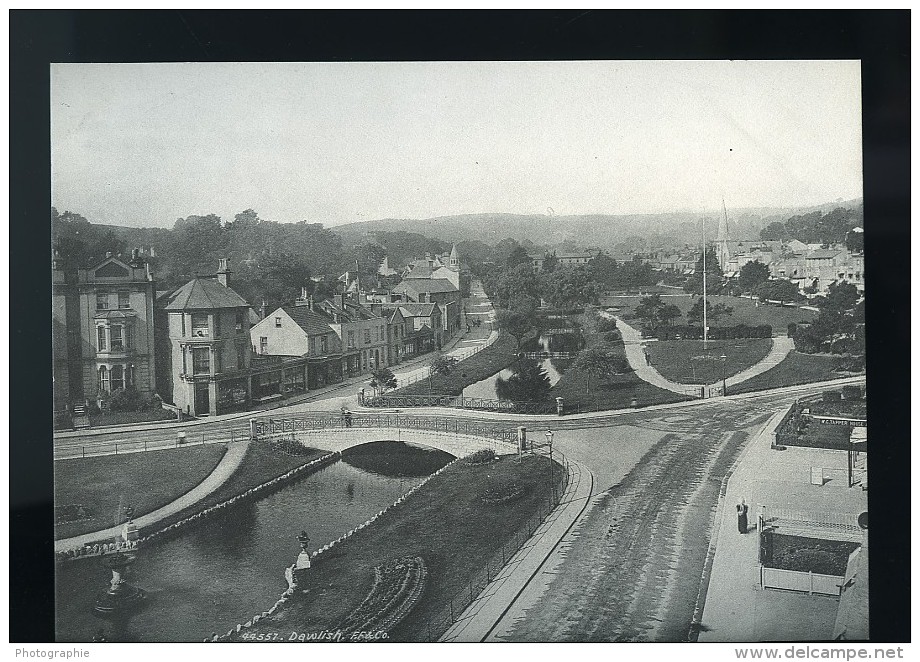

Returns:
760,566,843,596
362,394,558,415
55,427,250,460
418,454,571,642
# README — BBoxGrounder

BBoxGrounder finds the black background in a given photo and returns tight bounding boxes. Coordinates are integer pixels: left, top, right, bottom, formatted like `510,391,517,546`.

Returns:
11,9,909,644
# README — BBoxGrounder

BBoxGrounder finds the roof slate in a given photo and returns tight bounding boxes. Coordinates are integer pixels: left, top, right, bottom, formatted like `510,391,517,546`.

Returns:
162,277,250,311
281,305,337,336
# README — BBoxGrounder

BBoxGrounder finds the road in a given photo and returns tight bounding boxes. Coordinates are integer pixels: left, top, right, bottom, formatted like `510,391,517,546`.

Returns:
485,387,826,642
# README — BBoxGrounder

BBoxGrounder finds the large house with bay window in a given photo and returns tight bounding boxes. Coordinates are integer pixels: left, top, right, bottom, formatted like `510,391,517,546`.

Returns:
52,250,157,418
155,259,256,417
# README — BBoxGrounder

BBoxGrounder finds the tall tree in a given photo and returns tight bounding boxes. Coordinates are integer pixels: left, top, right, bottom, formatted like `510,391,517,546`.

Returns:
755,278,801,305
427,354,458,394
494,308,536,347
822,281,860,312
369,367,398,395
495,359,551,402
738,260,771,293
540,266,600,309
760,221,788,241
687,299,734,326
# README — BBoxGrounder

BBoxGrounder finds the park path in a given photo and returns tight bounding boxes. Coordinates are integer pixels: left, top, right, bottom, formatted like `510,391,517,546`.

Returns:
55,439,250,552
610,314,794,397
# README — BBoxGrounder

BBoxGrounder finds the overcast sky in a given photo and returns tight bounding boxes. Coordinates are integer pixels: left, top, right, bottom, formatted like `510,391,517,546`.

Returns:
51,60,862,228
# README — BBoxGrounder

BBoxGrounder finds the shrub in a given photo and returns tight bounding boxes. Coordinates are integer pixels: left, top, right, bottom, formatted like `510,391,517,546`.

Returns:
603,330,622,342
787,323,798,337
834,354,866,372
466,449,497,465
108,387,144,412
822,390,842,402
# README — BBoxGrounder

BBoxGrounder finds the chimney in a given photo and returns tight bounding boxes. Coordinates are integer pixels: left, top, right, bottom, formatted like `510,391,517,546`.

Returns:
217,258,230,286
340,293,347,309
105,251,113,259
260,299,267,319
300,286,309,301
149,246,156,258
308,295,314,311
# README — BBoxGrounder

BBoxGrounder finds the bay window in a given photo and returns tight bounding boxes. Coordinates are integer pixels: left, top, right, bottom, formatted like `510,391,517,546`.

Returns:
97,326,107,352
192,347,210,375
191,313,209,338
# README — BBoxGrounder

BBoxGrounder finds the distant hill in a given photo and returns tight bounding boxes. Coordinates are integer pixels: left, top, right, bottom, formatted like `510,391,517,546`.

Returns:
333,199,863,250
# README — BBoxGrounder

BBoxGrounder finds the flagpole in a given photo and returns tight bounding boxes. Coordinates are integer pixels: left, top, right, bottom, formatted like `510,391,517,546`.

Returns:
702,217,708,347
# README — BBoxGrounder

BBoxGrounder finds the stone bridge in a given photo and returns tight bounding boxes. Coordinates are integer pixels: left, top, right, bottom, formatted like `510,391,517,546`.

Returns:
264,426,517,459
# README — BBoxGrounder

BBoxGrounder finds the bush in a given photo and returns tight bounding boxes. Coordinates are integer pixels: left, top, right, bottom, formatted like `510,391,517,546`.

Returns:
654,323,772,341
841,385,862,400
603,330,622,342
466,449,497,465
787,323,798,337
834,354,866,372
822,390,842,402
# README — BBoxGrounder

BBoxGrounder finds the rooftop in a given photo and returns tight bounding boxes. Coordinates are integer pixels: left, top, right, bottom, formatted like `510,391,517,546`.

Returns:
162,277,250,311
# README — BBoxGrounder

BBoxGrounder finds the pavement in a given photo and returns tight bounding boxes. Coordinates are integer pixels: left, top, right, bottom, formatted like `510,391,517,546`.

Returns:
440,454,595,642
697,410,868,642
54,439,250,552
612,315,794,397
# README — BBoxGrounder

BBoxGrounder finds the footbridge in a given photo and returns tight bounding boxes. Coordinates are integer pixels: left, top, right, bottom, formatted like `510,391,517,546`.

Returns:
251,414,519,458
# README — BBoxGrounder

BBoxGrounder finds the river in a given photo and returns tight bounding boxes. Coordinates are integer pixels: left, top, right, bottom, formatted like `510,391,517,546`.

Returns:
54,441,453,642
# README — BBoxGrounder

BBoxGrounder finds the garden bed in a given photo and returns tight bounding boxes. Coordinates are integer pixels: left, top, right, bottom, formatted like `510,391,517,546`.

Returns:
88,407,179,427
140,439,324,535
54,444,227,540
231,453,563,642
764,533,859,576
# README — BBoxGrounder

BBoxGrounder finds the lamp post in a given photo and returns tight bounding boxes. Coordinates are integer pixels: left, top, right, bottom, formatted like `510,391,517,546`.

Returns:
545,429,555,503
720,354,727,396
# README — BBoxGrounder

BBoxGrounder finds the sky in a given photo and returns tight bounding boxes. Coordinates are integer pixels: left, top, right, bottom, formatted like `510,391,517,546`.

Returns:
51,60,863,229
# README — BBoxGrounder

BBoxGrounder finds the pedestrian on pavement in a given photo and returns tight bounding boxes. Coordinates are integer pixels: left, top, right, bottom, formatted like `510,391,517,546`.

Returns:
644,348,651,365
344,409,353,428
737,498,749,534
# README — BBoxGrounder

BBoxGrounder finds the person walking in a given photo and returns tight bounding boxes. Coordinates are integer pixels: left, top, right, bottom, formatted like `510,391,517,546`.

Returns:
344,409,353,428
737,498,749,534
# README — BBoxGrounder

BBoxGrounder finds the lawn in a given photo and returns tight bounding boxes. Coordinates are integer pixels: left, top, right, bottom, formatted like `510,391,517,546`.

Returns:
140,439,326,535
230,452,563,642
549,312,692,412
54,444,226,540
646,338,774,385
393,331,523,397
602,294,818,333
729,352,850,395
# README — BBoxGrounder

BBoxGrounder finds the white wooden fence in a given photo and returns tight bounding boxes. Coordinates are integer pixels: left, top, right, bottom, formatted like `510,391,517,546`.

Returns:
760,566,843,596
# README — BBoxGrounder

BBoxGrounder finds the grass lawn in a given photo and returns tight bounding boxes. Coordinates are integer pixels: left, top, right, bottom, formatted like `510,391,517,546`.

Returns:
394,331,523,397
602,294,818,333
549,312,691,412
232,452,562,642
54,445,226,540
141,439,325,535
646,338,774,385
730,352,850,395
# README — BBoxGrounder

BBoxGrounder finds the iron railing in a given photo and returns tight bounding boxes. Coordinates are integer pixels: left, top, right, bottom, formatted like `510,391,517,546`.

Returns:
362,394,557,415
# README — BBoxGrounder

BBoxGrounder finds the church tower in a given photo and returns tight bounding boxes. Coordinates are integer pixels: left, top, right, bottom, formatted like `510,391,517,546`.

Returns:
449,243,460,269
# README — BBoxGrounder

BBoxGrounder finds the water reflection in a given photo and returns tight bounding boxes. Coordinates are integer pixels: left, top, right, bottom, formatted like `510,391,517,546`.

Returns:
55,442,452,643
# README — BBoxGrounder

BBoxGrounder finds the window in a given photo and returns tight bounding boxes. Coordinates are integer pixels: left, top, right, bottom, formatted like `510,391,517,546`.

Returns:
192,347,210,375
125,325,134,350
181,314,186,336
126,365,134,388
364,329,371,345
118,291,131,309
374,327,379,342
182,348,187,374
99,366,109,392
362,351,368,370
110,326,124,352
111,365,124,391
96,293,109,311
237,341,247,369
236,311,244,333
320,335,328,354
347,330,355,348
214,350,222,374
97,327,107,352
275,317,282,328
259,336,268,354
214,315,221,337
191,314,209,337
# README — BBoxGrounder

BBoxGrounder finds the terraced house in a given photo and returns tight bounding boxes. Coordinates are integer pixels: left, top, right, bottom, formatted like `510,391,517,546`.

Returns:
314,293,389,376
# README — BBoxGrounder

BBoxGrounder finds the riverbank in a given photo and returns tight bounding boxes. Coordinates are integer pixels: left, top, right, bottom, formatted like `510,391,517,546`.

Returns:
227,451,565,642
54,444,227,540
392,330,522,397
137,440,327,536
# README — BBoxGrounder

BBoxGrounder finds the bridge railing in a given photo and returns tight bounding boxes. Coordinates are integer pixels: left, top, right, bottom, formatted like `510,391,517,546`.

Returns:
361,394,558,415
252,414,521,447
